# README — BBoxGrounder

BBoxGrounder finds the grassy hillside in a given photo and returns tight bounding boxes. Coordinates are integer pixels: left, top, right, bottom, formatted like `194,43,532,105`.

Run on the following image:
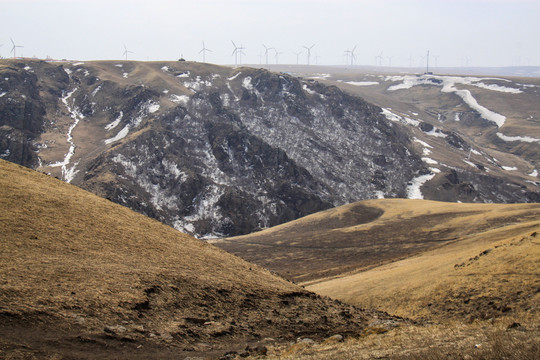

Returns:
218,198,539,359
0,159,383,359
215,199,540,283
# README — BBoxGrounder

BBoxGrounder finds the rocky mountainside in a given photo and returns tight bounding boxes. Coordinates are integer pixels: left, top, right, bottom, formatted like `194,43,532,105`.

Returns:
0,60,538,238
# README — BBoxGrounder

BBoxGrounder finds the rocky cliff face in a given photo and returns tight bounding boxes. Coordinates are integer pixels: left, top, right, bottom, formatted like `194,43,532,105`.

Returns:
0,59,537,238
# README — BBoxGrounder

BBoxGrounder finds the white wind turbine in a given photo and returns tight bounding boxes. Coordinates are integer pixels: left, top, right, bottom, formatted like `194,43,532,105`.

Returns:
122,44,134,60
273,48,283,64
303,44,315,65
263,44,274,65
293,51,302,65
199,41,212,63
10,38,24,59
344,45,357,66
231,41,246,66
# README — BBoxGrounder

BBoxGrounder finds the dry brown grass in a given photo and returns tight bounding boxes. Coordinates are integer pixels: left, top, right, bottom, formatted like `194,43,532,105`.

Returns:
217,199,540,283
0,159,382,359
258,317,539,360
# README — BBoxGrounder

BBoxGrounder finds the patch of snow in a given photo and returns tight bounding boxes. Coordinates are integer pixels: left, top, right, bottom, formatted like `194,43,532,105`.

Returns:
502,166,517,171
422,157,438,165
242,76,253,90
115,64,123,68
430,167,441,174
91,84,102,97
529,170,538,177
64,68,72,75
0,92,6,98
381,108,420,127
425,129,447,138
170,94,189,105
161,66,170,72
463,160,477,168
414,138,432,148
177,71,190,78
148,103,160,113
345,81,379,86
496,132,540,143
374,190,385,199
227,72,241,81
123,72,129,78
105,124,130,144
475,82,522,93
303,84,316,95
162,89,169,94
407,173,436,199
24,65,32,71
105,111,123,131
454,113,461,121
72,62,84,66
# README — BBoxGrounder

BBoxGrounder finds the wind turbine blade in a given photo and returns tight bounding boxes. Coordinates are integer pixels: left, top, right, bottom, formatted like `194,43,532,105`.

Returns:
231,40,237,48
11,38,15,46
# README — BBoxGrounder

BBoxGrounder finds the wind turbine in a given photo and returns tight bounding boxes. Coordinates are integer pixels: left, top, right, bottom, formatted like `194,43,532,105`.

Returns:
262,44,274,65
303,44,315,65
199,41,211,63
344,45,357,66
10,38,23,59
231,41,245,66
375,51,383,66
274,48,283,64
293,51,302,65
122,44,134,60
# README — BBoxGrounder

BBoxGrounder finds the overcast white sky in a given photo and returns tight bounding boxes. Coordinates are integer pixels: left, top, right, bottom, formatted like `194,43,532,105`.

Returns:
1,0,539,67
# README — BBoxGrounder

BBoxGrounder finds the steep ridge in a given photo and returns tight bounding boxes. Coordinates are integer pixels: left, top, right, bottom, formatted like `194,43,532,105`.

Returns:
215,199,540,283
2,59,538,240
0,159,393,359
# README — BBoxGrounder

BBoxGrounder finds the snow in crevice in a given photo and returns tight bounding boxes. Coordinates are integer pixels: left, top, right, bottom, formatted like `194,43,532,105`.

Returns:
407,173,436,199
381,108,420,127
91,84,102,97
345,81,379,86
170,94,190,105
49,88,83,183
529,170,538,177
105,111,123,131
104,100,159,144
0,92,6,98
502,166,518,171
227,72,241,81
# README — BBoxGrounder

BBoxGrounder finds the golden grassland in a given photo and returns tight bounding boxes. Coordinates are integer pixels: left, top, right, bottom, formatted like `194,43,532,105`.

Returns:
223,198,540,359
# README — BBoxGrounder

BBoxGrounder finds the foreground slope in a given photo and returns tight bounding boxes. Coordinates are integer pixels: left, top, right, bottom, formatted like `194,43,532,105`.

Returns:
215,199,540,283
0,159,385,359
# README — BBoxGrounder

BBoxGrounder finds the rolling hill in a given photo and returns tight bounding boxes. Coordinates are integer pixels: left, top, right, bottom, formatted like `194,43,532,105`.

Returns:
0,159,393,359
217,198,540,359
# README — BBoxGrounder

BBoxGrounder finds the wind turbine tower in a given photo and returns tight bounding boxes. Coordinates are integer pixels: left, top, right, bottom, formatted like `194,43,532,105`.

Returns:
293,51,302,65
231,41,245,66
303,44,315,65
263,44,274,65
199,41,212,63
122,44,134,60
10,38,23,59
425,50,430,74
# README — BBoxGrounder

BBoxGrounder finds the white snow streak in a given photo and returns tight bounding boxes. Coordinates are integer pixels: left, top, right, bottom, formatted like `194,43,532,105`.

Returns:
407,173,436,199
49,88,83,183
345,81,379,86
529,170,538,177
496,132,540,143
0,92,6,98
105,111,123,131
170,94,189,105
502,166,518,171
104,125,130,144
227,72,241,81
387,75,512,127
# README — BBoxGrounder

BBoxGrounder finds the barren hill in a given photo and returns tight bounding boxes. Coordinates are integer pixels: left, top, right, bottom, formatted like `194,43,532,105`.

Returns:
0,159,390,359
1,59,538,240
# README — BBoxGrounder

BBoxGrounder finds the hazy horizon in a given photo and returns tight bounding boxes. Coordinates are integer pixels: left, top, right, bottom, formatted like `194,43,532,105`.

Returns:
1,0,539,68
